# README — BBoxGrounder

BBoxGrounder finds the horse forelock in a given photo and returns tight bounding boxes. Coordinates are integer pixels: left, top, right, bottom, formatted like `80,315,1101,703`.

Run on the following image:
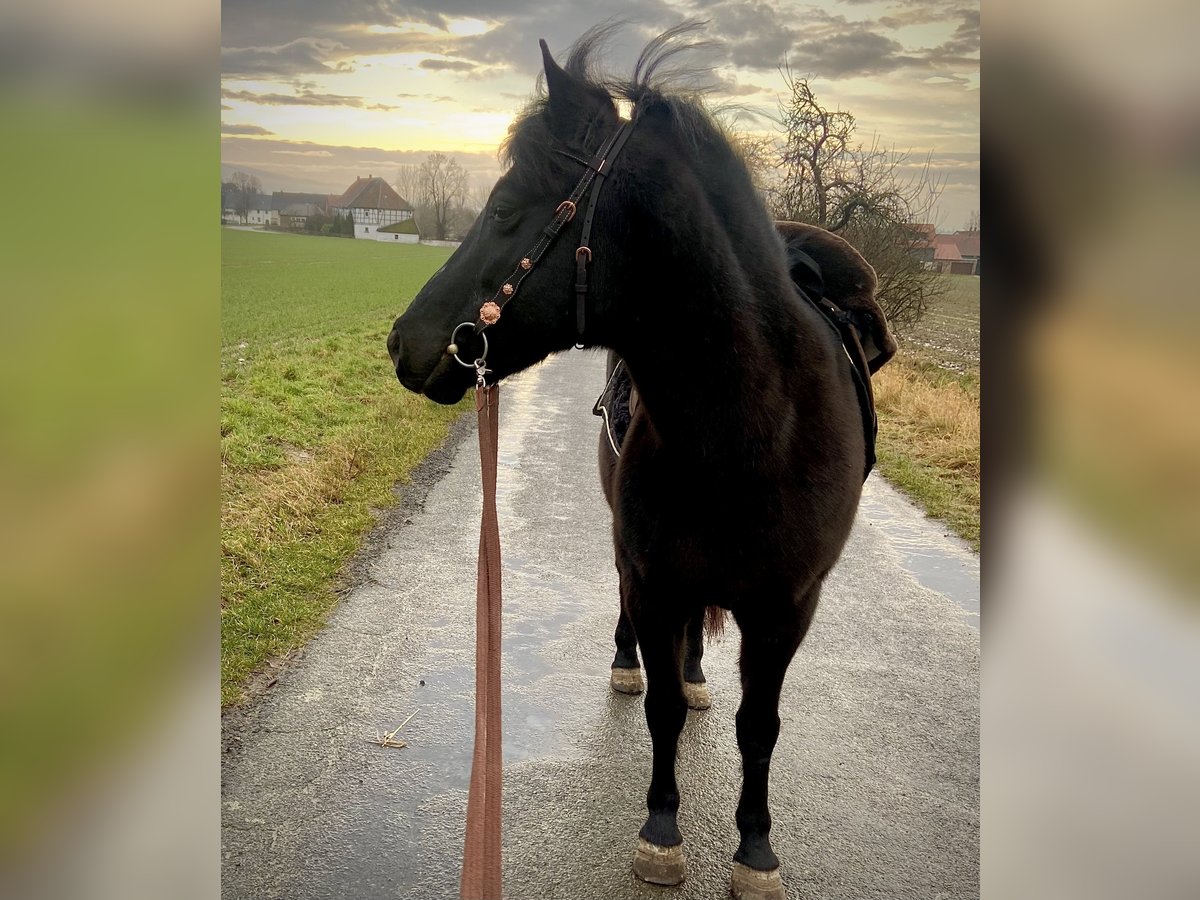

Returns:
500,22,749,195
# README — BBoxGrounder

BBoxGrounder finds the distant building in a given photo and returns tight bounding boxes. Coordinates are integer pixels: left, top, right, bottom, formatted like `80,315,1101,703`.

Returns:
933,231,981,275
222,186,275,225
332,175,418,242
270,192,337,229
951,230,981,276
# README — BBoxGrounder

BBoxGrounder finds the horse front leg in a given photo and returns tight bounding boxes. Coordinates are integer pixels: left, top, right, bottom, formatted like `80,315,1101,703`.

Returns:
626,575,690,886
730,591,818,900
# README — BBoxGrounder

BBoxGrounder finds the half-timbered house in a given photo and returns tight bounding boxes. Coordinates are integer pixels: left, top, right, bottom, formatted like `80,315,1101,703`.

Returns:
332,176,418,242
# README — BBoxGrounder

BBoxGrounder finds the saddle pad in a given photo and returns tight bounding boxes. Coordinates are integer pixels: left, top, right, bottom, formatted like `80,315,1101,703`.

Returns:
592,359,634,456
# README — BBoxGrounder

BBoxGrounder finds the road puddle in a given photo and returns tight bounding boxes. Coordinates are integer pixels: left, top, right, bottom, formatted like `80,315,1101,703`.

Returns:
857,477,980,627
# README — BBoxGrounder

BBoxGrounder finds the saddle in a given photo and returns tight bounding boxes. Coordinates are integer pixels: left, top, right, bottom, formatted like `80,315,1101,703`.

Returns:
594,222,892,482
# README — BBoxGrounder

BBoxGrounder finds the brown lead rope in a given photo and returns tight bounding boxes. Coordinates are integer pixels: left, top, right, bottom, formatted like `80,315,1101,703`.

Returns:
462,384,503,900
454,120,638,898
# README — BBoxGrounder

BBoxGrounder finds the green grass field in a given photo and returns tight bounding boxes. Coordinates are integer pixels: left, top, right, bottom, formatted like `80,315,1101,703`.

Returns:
221,229,466,706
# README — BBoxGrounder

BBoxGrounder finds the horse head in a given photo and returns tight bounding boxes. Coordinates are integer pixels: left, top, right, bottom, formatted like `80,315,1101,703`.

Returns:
387,38,627,404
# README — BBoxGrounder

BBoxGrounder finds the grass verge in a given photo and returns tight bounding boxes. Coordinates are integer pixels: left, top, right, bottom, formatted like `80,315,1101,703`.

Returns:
873,274,980,549
873,355,980,549
221,230,466,706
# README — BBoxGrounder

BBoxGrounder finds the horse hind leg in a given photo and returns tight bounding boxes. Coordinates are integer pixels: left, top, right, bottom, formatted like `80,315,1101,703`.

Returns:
682,609,712,710
730,589,819,900
625,605,716,708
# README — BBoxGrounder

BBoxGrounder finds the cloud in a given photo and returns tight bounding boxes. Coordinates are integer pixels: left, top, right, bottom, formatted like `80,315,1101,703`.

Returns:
879,3,975,29
222,87,396,111
685,1,979,80
789,30,918,78
272,149,335,157
222,123,275,136
221,37,355,78
711,74,771,97
921,9,980,66
417,58,479,72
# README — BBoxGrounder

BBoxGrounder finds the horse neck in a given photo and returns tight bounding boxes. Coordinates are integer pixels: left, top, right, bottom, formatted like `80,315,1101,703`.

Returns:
603,221,804,464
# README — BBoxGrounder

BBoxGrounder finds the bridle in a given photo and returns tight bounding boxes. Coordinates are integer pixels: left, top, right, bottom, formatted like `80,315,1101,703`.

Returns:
446,117,637,386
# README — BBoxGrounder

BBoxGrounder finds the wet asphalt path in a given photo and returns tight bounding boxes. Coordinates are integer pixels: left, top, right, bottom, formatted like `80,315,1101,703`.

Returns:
221,350,979,899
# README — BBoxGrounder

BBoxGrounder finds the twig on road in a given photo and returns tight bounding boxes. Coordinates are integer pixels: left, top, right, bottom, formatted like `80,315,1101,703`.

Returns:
367,709,419,750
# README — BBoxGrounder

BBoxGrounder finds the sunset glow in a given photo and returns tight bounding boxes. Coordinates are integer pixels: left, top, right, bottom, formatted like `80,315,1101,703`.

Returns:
221,2,979,226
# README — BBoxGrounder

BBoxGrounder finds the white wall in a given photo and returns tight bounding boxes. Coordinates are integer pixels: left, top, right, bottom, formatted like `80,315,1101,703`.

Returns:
244,208,278,226
355,224,418,243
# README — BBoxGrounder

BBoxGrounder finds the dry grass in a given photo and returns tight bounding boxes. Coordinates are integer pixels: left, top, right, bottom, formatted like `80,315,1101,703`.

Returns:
873,355,980,548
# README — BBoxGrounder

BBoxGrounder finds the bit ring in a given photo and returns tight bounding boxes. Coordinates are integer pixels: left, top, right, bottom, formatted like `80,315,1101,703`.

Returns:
449,322,487,369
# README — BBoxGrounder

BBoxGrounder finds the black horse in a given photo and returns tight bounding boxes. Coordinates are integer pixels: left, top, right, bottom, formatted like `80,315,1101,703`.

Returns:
388,26,890,900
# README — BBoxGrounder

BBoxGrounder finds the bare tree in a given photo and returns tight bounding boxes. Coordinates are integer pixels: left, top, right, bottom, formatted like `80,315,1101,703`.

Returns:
965,209,980,233
418,153,468,240
229,171,262,224
394,164,421,208
759,69,946,329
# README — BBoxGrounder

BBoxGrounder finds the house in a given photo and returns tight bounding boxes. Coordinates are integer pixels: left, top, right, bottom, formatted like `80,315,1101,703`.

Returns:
271,192,337,229
221,184,276,225
224,192,275,226
332,175,418,242
932,231,981,275
278,202,324,230
952,230,981,276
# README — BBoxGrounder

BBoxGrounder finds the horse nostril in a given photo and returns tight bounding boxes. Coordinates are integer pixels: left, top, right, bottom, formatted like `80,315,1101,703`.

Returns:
387,327,402,369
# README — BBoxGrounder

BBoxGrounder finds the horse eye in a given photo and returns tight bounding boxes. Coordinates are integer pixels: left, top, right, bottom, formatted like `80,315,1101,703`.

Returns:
491,203,516,222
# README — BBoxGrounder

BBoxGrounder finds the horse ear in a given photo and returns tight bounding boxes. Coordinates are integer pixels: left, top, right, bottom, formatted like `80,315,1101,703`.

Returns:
539,39,572,106
539,38,615,138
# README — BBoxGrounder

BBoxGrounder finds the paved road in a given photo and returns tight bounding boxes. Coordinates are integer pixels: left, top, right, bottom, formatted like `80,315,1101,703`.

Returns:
221,350,979,900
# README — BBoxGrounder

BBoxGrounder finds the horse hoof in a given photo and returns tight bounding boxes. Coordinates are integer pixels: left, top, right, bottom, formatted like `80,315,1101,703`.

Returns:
731,862,785,900
633,838,686,885
683,681,711,710
611,667,644,695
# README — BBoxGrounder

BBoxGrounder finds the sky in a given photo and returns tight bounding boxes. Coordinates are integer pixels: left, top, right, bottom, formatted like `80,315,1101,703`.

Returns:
220,1,979,230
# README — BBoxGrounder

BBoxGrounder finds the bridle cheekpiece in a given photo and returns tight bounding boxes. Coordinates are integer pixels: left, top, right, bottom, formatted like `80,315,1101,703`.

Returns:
447,118,636,386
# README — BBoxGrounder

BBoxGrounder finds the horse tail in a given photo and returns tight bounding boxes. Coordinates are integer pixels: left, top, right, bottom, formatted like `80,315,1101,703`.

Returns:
704,605,728,640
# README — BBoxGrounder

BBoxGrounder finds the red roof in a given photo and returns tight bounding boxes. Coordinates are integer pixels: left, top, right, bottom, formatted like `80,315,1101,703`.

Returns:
934,235,964,261
335,176,414,212
952,231,980,257
906,223,937,248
